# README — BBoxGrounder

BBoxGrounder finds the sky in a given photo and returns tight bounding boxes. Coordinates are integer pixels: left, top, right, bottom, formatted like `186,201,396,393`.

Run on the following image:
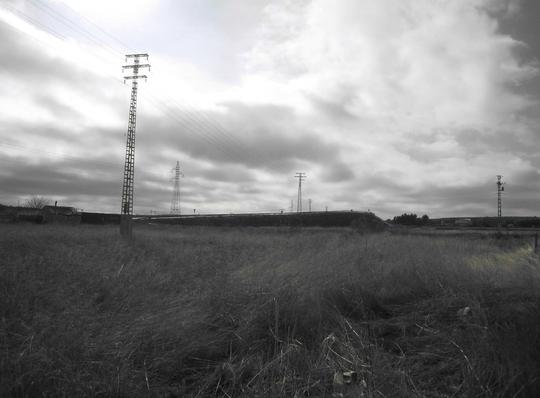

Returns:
1,0,539,219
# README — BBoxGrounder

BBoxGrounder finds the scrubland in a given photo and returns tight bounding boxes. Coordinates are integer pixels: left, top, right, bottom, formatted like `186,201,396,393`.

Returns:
1,224,540,397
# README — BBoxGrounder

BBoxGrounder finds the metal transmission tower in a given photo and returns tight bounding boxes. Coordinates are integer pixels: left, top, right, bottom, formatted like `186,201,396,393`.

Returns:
496,175,505,218
120,53,150,238
295,172,306,212
170,161,184,214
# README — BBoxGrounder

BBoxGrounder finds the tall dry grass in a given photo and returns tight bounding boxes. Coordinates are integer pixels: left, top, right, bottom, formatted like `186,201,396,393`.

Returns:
1,224,540,397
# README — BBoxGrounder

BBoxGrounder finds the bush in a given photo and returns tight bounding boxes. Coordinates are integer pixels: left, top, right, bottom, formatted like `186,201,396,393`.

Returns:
393,213,430,226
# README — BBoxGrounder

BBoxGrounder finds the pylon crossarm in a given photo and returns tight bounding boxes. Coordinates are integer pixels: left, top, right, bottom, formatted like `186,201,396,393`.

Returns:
123,64,151,70
120,53,150,238
126,53,149,58
124,75,148,80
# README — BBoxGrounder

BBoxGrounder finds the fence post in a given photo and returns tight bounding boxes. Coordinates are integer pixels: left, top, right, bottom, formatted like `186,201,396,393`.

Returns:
534,233,538,254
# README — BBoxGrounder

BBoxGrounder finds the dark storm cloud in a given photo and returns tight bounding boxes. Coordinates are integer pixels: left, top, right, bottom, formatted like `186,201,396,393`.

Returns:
394,176,539,217
397,144,453,164
124,157,268,213
364,186,491,218
237,185,263,195
3,0,540,218
0,156,120,198
218,102,342,165
328,167,540,218
407,182,494,206
321,161,355,182
0,122,125,164
198,165,255,183
494,169,540,213
495,0,540,56
0,22,97,88
137,102,342,173
454,127,536,156
1,121,70,142
391,129,460,164
489,0,540,108
131,162,263,211
361,171,414,194
511,168,540,185
0,151,187,212
330,170,414,204
132,174,259,214
33,94,83,120
307,92,357,122
393,125,540,167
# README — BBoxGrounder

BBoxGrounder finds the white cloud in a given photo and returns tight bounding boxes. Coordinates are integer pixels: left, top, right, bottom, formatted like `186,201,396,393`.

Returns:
53,0,158,25
246,0,536,127
239,0,539,201
1,0,539,217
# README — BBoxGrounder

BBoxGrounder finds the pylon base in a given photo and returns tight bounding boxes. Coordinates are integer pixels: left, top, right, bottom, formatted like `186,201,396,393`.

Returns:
120,215,132,239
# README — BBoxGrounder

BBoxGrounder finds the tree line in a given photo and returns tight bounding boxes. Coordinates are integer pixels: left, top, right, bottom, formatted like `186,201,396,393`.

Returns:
392,213,430,226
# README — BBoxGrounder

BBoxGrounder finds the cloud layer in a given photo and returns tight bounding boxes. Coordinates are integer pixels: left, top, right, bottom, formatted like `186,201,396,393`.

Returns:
0,0,539,218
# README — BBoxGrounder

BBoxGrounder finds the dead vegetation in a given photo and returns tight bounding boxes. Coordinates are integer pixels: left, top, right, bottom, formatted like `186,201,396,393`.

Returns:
1,224,540,397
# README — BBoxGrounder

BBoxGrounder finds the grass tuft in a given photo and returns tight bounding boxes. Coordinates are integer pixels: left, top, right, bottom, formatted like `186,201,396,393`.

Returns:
1,224,540,396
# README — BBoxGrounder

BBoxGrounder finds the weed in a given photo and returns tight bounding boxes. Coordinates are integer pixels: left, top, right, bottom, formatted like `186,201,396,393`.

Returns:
1,224,539,396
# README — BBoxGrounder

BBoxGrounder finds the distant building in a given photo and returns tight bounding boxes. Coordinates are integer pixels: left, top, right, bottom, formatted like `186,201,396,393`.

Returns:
42,205,78,216
15,207,44,223
41,205,80,224
455,218,472,227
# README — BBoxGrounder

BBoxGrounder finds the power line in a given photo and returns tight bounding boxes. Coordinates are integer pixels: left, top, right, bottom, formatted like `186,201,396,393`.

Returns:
164,97,254,161
27,0,125,58
23,1,259,163
2,3,68,42
0,140,120,168
0,141,174,184
2,3,252,166
41,0,134,53
1,3,275,215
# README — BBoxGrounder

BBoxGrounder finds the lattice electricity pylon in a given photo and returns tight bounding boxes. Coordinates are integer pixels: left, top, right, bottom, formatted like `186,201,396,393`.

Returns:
496,175,505,218
170,161,184,214
295,172,306,212
120,53,150,238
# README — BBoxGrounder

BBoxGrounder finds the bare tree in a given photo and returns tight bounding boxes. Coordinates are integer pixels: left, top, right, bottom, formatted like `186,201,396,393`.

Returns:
23,196,50,209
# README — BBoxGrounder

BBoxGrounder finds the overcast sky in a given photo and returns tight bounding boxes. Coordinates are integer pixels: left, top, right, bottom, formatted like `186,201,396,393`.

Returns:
1,0,539,218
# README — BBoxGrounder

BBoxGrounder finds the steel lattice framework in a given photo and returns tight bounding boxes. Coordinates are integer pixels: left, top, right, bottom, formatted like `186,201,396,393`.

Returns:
170,161,184,214
295,172,306,213
496,175,505,218
120,53,150,237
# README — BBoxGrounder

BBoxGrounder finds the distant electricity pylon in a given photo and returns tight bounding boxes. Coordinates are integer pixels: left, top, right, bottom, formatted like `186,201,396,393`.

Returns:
295,172,306,212
170,161,184,214
496,175,505,218
120,53,150,238
308,198,312,212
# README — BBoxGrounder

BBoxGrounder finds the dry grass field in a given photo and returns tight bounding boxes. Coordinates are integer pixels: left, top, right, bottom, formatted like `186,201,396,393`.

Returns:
1,224,540,397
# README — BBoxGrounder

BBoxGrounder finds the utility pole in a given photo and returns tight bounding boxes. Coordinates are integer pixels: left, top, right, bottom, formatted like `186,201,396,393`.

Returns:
496,175,505,219
170,161,184,214
295,172,306,212
120,53,150,238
